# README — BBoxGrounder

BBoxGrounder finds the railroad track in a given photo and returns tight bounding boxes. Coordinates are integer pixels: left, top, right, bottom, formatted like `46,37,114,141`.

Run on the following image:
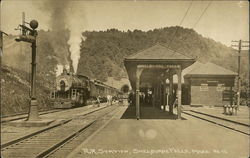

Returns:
1,104,100,123
1,110,57,118
1,104,109,149
1,105,120,158
182,110,250,136
1,109,66,123
46,105,121,158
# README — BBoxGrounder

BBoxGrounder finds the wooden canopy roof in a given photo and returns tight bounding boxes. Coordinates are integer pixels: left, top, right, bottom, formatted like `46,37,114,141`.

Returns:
124,43,195,89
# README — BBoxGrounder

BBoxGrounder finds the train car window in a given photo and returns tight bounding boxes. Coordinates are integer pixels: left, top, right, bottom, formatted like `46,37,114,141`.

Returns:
50,91,55,99
71,89,77,99
50,92,53,99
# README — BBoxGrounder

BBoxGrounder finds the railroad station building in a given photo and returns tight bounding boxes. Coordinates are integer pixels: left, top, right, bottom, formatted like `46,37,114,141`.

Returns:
184,62,237,106
124,43,237,119
124,43,195,119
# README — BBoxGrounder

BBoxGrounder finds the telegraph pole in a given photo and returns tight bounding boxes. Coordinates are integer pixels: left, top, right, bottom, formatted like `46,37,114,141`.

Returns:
237,40,241,110
0,31,9,68
0,31,8,115
0,31,9,67
231,40,249,110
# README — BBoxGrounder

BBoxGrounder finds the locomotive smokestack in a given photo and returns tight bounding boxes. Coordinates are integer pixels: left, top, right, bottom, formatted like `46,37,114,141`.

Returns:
62,67,67,75
69,64,74,74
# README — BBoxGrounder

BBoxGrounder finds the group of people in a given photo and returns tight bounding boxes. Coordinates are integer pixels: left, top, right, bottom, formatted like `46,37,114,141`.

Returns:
96,94,113,107
128,90,153,106
128,89,178,107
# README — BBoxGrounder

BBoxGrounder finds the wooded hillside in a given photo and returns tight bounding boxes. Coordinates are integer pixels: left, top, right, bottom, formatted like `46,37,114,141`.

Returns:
77,26,248,84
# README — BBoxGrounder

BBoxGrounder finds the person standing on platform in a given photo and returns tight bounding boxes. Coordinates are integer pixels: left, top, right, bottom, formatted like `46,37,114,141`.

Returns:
107,95,110,106
128,92,133,106
173,89,177,108
97,95,100,107
107,94,112,106
109,95,113,105
110,95,113,105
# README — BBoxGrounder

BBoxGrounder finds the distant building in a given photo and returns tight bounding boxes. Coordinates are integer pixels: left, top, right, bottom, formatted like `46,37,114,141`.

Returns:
184,62,237,106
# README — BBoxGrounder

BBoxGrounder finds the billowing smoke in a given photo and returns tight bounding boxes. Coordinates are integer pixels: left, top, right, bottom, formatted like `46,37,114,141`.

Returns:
56,65,64,76
40,0,85,74
44,0,69,31
68,32,84,73
67,4,86,73
56,64,70,76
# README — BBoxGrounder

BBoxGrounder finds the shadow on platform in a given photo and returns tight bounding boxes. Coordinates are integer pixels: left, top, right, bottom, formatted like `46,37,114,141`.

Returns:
120,106,186,120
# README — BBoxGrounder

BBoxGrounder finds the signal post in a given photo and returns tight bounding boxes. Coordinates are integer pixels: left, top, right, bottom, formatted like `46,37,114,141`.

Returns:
12,13,54,126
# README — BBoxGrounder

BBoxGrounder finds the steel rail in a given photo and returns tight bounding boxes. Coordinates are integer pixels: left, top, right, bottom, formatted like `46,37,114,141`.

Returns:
190,110,249,127
1,109,58,118
1,105,108,149
36,121,96,158
1,119,72,149
182,111,249,136
1,109,65,123
44,105,121,158
1,103,103,123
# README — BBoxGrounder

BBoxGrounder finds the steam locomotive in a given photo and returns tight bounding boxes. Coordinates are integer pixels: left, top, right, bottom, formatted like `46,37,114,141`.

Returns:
50,68,121,108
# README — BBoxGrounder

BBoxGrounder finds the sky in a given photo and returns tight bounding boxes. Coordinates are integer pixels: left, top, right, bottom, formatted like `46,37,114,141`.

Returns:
0,0,249,47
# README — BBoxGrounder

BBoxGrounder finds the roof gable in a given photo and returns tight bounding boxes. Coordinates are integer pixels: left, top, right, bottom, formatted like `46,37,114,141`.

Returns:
126,43,191,60
172,61,203,83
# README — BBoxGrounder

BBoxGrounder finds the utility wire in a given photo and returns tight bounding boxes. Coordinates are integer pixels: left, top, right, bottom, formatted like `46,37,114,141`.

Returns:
165,0,213,61
193,1,213,28
179,1,193,26
190,1,213,60
166,0,193,48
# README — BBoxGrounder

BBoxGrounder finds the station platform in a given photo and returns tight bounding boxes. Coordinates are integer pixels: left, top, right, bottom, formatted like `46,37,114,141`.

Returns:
68,106,249,158
120,106,182,120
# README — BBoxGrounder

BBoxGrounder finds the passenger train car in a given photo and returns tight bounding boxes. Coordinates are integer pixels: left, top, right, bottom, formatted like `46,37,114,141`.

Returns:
50,68,121,108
